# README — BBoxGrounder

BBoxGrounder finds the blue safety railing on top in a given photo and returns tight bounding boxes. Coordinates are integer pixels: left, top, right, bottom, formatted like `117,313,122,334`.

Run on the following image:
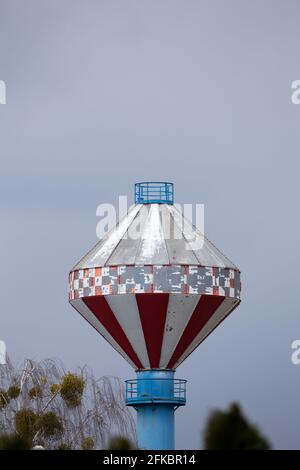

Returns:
135,182,174,205
125,378,186,405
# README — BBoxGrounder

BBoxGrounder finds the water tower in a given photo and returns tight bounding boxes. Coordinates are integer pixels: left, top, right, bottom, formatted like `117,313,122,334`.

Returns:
68,182,241,450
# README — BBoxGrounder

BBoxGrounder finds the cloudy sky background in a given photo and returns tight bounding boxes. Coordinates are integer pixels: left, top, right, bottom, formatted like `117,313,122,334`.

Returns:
0,0,299,448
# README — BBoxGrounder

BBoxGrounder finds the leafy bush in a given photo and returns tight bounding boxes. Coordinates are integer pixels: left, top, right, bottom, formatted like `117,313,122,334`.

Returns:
28,386,43,399
60,373,85,408
0,433,31,450
108,436,133,450
7,385,21,399
82,437,94,450
39,412,63,438
15,408,38,441
50,383,60,395
203,402,271,450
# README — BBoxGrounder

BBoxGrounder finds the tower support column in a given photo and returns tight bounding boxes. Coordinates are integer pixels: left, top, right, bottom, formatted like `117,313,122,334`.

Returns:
125,370,186,450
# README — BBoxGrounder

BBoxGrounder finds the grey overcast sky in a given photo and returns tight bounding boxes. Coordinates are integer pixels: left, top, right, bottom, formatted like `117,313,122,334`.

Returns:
0,0,299,449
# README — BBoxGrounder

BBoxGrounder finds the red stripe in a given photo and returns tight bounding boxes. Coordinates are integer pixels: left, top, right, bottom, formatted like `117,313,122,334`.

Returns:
167,295,225,369
173,299,240,368
136,293,169,368
82,296,143,369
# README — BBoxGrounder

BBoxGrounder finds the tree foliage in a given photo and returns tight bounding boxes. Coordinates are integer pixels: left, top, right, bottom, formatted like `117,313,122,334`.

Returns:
15,408,38,440
0,357,136,449
108,436,133,450
0,433,31,450
203,402,271,450
60,373,85,408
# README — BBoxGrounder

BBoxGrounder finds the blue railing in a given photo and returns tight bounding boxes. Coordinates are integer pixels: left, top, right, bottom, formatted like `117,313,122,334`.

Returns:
125,377,186,405
135,182,174,205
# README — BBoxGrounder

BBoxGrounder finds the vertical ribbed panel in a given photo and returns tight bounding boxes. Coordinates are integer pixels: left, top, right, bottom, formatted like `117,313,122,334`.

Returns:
160,205,199,264
159,294,201,368
106,205,148,265
72,204,142,269
135,204,169,265
173,298,240,368
82,296,143,369
105,294,150,368
136,293,169,368
71,294,240,370
167,295,225,369
72,203,238,269
70,298,137,368
167,205,236,268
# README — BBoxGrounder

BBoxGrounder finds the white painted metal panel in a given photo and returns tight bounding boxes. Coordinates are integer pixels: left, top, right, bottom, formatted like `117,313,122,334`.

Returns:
173,297,239,368
105,294,150,368
168,205,237,268
160,205,199,264
72,202,238,270
73,205,142,269
135,204,169,264
70,298,136,368
107,205,148,265
159,294,201,368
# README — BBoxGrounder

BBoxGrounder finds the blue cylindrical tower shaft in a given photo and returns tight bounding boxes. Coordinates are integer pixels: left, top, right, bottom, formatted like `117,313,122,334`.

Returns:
136,402,175,449
125,370,186,450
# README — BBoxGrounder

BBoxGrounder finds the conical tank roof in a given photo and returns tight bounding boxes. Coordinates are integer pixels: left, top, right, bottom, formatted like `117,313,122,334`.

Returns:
72,203,238,270
69,183,241,370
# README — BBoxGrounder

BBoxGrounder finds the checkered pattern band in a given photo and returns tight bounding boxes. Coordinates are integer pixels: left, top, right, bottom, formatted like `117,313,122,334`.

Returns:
68,265,241,300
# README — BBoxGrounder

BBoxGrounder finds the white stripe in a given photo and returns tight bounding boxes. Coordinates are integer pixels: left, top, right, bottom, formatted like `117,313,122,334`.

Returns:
169,205,236,268
135,204,169,264
173,298,239,368
70,298,136,368
73,205,142,269
159,294,201,368
91,204,142,265
105,294,150,369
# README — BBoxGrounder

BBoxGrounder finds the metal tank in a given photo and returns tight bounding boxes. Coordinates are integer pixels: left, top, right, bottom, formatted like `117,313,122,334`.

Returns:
68,182,241,450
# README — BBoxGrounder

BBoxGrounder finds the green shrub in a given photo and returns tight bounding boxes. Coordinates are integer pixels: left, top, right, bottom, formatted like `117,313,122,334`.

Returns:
56,442,72,450
39,411,63,438
15,408,38,441
82,436,94,450
107,436,133,450
7,385,21,399
60,373,85,408
50,383,60,395
28,386,43,399
0,433,31,450
203,402,271,450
